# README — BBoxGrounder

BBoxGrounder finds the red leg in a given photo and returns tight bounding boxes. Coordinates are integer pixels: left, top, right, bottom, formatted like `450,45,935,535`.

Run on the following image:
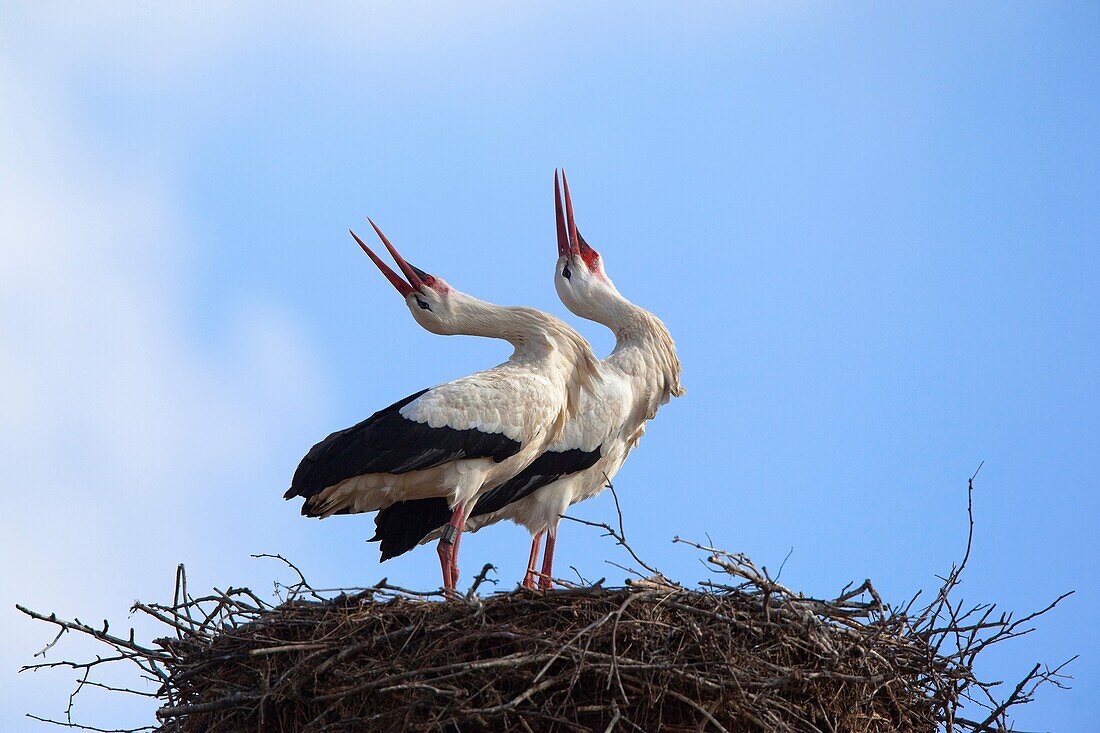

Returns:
436,502,466,591
538,531,557,590
436,537,453,590
522,531,544,589
450,524,462,586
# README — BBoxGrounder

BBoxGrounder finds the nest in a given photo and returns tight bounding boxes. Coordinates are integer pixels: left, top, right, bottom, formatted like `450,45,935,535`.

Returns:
19,478,1073,732
150,575,964,732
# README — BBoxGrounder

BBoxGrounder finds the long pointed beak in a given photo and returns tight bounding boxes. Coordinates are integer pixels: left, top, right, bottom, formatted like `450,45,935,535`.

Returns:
560,169,580,255
558,170,600,265
367,218,428,292
554,169,571,258
349,229,414,297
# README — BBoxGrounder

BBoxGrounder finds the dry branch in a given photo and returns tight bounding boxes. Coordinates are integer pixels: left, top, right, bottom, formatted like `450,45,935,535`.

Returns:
17,469,1073,732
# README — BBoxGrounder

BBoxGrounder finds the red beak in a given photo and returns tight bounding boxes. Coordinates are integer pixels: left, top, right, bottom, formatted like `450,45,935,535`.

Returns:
556,170,600,268
367,218,428,292
349,229,414,297
560,169,580,256
349,220,430,298
554,169,571,258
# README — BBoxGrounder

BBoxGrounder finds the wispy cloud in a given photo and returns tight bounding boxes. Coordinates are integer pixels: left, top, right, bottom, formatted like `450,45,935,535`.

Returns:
0,6,542,724
0,20,328,728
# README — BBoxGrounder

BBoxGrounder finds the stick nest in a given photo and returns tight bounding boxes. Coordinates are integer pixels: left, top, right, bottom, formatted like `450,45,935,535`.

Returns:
151,576,980,732
18,474,1073,732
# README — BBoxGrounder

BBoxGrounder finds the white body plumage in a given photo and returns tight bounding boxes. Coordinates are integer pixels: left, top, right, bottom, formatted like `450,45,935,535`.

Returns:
291,305,600,518
361,175,683,590
287,223,602,590
460,174,685,587
464,308,682,540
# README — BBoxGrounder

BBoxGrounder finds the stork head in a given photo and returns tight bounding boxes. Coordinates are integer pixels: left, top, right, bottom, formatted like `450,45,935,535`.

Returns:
350,221,463,336
553,170,619,322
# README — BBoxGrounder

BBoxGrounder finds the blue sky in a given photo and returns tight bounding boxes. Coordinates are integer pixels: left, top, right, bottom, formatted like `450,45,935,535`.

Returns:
1,3,1096,730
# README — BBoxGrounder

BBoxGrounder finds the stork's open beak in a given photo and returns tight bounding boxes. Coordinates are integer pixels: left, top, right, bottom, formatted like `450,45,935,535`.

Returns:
554,169,572,258
555,169,599,263
350,221,432,297
555,169,582,258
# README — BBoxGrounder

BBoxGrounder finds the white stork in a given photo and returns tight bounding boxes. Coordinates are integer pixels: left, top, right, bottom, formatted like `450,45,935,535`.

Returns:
284,221,601,590
371,171,684,589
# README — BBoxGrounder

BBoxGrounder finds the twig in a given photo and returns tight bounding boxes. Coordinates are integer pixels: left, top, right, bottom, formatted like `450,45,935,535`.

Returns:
465,563,498,600
14,466,1074,732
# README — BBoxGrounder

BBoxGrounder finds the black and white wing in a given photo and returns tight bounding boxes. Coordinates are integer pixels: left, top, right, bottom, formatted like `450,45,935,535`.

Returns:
369,446,601,560
285,387,522,515
369,373,632,560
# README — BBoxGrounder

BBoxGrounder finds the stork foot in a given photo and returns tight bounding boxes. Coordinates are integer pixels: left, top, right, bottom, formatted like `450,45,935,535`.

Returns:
538,532,557,591
450,522,463,587
522,531,544,590
437,504,465,593
437,537,455,590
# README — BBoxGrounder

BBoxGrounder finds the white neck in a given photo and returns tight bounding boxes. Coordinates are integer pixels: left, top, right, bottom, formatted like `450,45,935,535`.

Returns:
577,280,685,405
455,296,568,357
459,295,603,434
598,286,656,346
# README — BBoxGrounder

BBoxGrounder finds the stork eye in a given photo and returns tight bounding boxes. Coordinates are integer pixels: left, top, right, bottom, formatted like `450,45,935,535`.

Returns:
562,265,572,279
416,298,431,311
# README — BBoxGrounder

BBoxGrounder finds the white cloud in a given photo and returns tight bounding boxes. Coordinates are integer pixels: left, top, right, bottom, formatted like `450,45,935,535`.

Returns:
0,5,542,726
0,35,327,730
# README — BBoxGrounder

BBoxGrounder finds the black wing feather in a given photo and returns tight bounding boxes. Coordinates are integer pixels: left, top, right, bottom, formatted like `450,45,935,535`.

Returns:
370,498,454,561
470,448,601,516
369,447,601,561
285,388,522,508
